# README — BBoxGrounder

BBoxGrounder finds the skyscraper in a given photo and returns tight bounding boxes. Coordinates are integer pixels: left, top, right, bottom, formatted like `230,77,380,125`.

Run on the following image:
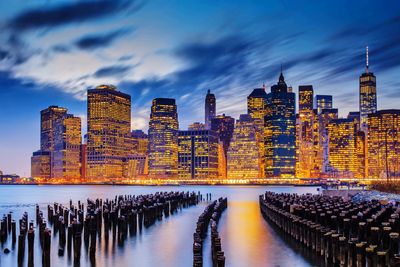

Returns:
297,85,314,178
315,95,333,115
367,110,400,179
148,98,179,178
40,106,68,152
227,114,260,179
51,114,82,180
211,114,235,156
205,90,216,129
178,129,218,179
264,71,296,178
359,46,377,132
327,118,357,178
31,151,51,180
87,85,131,180
247,86,267,178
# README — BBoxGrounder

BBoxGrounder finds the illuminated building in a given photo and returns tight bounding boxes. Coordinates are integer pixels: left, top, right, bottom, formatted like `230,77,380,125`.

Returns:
360,46,377,132
205,90,216,129
80,144,87,180
87,85,131,180
327,118,357,178
297,85,315,178
123,154,148,179
211,114,235,156
367,110,400,179
178,129,218,179
51,114,82,180
247,86,267,177
348,111,361,131
31,150,51,180
189,122,206,130
148,98,179,178
130,130,149,155
217,141,226,179
264,71,296,178
227,114,260,179
40,106,68,151
319,109,338,173
0,174,19,184
315,95,333,115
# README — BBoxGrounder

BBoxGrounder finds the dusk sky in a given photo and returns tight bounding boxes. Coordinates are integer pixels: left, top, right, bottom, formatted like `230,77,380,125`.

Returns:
0,0,399,176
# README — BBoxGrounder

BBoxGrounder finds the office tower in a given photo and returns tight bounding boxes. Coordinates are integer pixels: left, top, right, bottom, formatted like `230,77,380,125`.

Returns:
211,114,235,155
318,109,338,173
130,130,149,155
148,98,179,178
40,106,68,151
178,129,218,179
367,110,400,179
31,151,51,180
297,85,315,178
123,154,148,179
247,86,267,177
80,144,87,180
205,90,216,129
51,114,82,180
348,111,361,131
87,85,131,180
327,118,357,178
217,141,226,179
264,71,296,178
188,122,206,130
227,114,260,179
315,95,333,115
359,46,377,132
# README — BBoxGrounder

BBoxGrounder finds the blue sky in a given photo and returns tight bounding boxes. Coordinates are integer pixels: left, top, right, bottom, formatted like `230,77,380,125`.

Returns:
0,0,400,176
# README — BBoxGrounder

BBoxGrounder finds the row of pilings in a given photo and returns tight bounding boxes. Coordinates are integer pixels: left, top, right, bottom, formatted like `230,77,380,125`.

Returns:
193,197,228,267
259,191,400,267
1,191,202,266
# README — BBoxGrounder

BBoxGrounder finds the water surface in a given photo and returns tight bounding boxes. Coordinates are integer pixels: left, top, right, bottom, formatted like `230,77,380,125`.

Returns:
0,185,319,267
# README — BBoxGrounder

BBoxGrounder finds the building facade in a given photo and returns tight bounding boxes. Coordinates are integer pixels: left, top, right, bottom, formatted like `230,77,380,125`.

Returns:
205,90,216,129
31,150,51,180
327,118,357,178
227,114,260,179
87,85,131,180
247,87,267,178
367,110,400,179
264,72,296,178
315,95,333,115
148,98,179,178
211,114,235,156
51,114,82,180
297,85,315,178
40,106,68,152
178,129,218,179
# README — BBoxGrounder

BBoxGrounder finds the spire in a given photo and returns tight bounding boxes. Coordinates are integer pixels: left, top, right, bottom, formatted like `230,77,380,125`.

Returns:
366,46,369,73
207,89,210,94
262,82,266,90
279,64,285,83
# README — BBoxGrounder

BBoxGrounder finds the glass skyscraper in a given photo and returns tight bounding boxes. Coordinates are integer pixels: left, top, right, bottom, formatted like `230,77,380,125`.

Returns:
178,129,218,179
227,114,260,179
315,95,333,115
264,72,296,178
205,90,216,129
359,46,377,131
148,98,179,178
87,85,131,180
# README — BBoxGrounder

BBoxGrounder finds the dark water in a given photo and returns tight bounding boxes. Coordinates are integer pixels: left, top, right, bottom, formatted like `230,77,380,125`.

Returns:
0,185,319,267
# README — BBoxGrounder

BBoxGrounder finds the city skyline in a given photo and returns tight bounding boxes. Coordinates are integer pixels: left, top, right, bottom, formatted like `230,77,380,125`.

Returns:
1,1,400,176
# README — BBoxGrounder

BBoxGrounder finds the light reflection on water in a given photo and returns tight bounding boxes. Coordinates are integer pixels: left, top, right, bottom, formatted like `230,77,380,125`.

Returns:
0,185,319,267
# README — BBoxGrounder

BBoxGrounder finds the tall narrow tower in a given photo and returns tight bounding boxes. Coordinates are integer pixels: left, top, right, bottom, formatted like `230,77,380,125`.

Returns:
359,46,377,132
205,90,216,129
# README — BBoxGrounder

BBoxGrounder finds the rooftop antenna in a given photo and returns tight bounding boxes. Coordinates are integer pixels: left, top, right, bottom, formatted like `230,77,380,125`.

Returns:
366,46,369,73
262,82,266,89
